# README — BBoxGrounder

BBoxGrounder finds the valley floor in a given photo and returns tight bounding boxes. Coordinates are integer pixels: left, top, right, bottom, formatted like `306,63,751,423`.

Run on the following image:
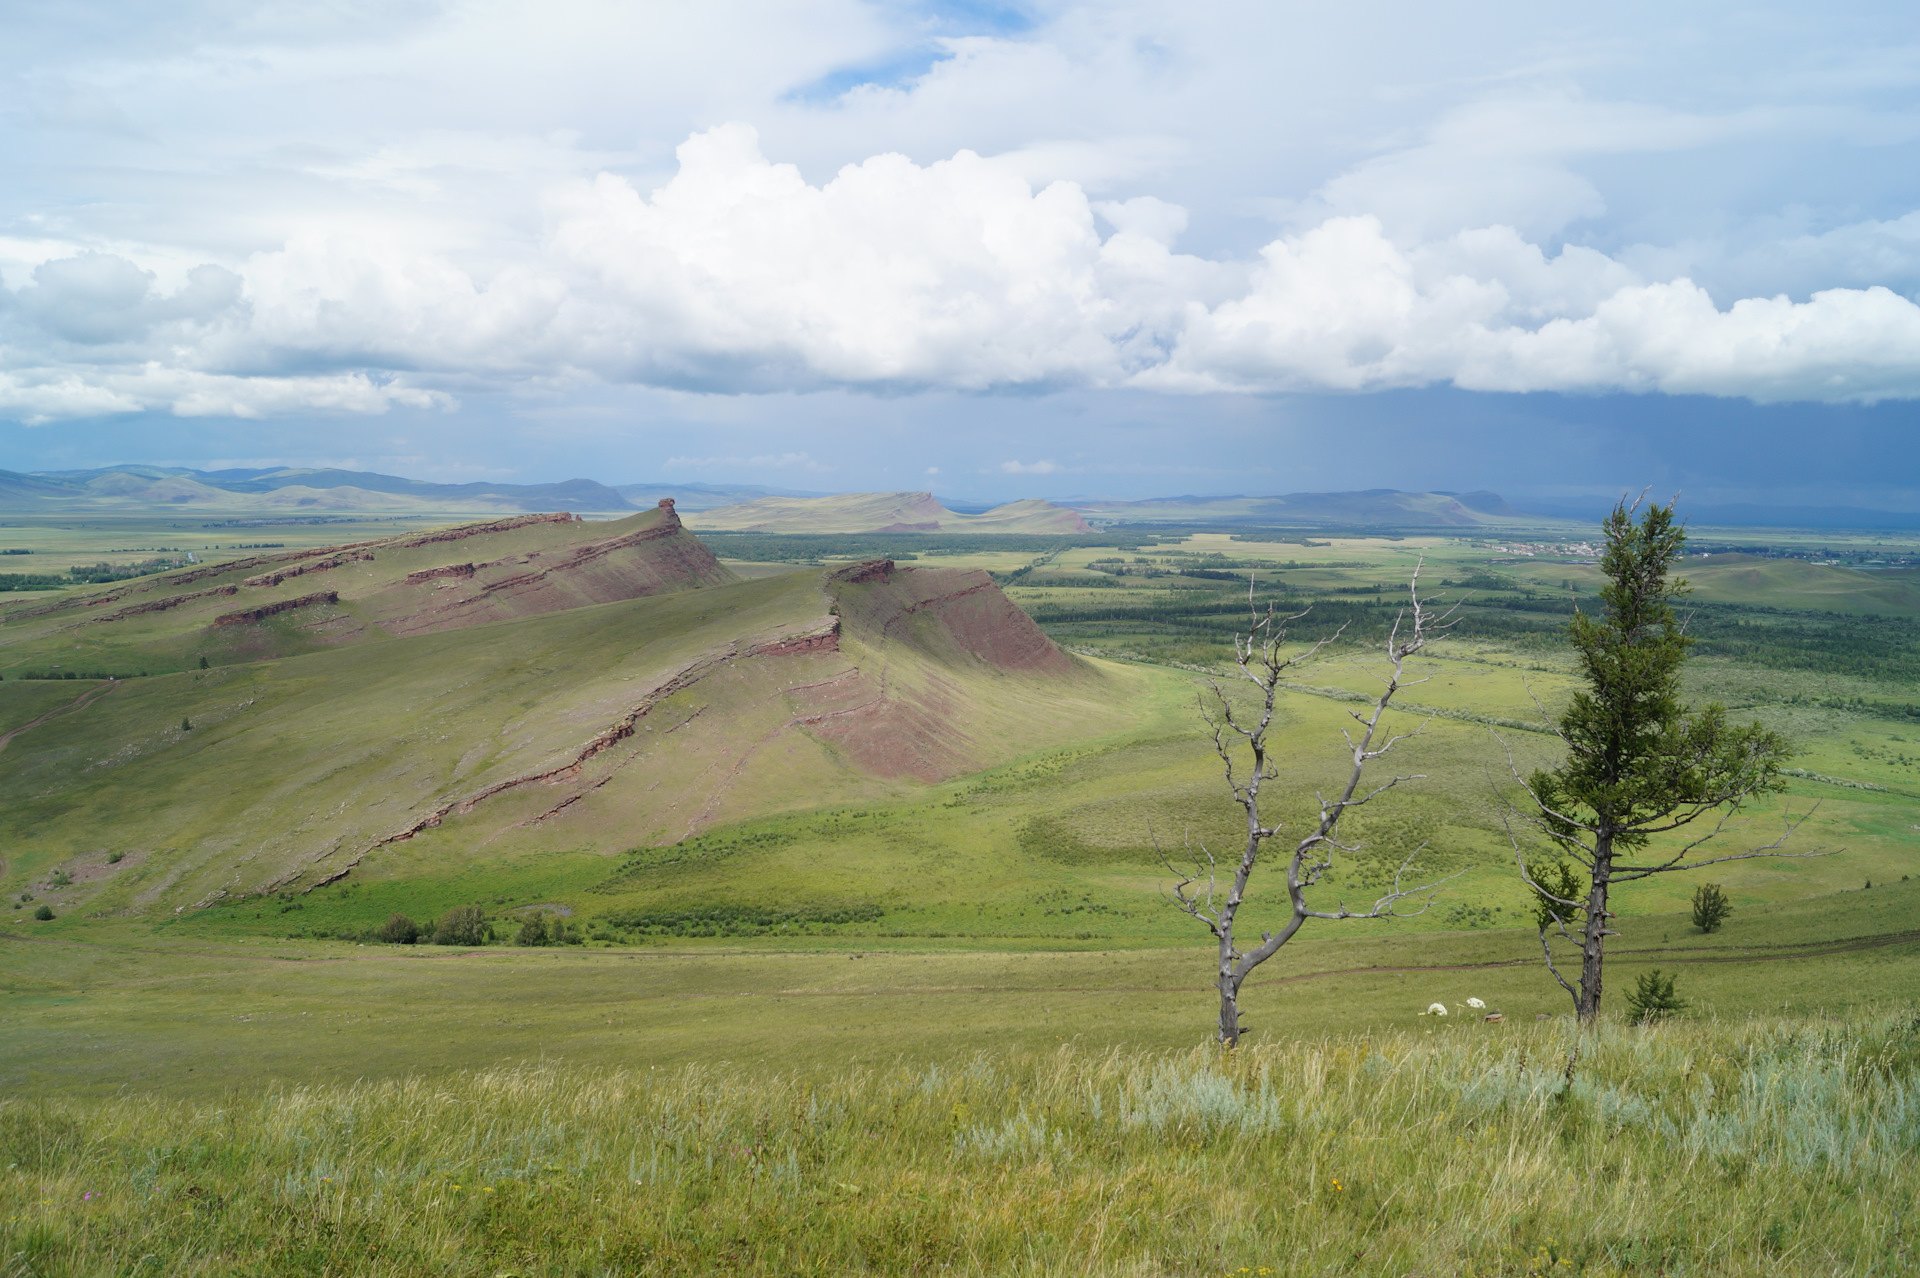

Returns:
4,878,1917,1097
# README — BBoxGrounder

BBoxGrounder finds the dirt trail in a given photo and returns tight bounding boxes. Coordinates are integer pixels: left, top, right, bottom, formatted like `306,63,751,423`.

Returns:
0,681,118,755
1254,926,1920,987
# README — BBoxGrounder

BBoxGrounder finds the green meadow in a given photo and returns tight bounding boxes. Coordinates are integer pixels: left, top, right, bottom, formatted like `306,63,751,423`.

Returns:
2,514,1916,1275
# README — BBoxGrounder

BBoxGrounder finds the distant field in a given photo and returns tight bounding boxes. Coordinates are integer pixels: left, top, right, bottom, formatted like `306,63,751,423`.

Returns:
0,513,452,580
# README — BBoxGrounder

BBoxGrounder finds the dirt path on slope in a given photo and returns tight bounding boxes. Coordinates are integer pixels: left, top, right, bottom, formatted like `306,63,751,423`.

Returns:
0,681,119,755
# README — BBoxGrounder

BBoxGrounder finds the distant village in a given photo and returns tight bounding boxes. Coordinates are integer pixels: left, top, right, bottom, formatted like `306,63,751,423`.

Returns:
1481,540,1601,560
1480,538,1917,570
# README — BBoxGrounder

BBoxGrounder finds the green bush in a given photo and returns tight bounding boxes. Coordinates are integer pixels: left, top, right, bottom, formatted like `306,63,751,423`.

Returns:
1626,969,1688,1023
514,912,578,947
106,851,124,865
1691,882,1732,933
33,905,54,921
431,905,491,947
48,870,71,888
376,913,422,945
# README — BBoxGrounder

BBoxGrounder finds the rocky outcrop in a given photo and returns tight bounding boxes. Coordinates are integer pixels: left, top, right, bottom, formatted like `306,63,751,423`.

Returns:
389,512,580,549
747,619,841,657
380,508,724,636
833,559,896,585
91,584,238,623
213,591,339,627
404,562,477,584
243,551,373,588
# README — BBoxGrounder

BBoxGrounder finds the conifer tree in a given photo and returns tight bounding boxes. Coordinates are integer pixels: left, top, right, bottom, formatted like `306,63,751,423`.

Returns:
1514,498,1807,1022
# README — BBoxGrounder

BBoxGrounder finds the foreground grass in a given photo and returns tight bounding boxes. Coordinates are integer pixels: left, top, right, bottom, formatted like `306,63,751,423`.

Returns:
4,1014,1916,1276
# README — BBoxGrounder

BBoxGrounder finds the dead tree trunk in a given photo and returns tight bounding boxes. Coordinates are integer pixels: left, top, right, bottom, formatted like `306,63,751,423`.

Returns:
1170,568,1458,1048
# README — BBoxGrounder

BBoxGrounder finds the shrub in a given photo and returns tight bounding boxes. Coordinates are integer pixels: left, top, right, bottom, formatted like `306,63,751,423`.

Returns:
431,905,492,946
1626,969,1688,1023
48,870,71,888
106,851,124,865
32,905,53,921
514,912,578,947
1691,882,1732,933
376,913,422,945
180,718,193,732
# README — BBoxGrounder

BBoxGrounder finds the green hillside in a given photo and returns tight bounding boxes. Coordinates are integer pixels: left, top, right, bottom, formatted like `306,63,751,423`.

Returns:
686,491,1091,533
0,556,1135,919
0,502,730,676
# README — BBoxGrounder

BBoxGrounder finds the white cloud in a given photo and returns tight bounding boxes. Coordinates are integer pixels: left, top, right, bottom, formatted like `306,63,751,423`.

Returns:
1145,216,1920,403
1001,459,1060,475
5,130,1920,418
5,3,1920,422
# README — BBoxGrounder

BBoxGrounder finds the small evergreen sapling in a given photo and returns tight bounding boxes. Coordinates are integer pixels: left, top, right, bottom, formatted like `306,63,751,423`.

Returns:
1690,882,1732,933
1626,969,1687,1023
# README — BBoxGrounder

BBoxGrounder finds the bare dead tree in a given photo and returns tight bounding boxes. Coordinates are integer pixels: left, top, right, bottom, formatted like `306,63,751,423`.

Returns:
1167,567,1457,1048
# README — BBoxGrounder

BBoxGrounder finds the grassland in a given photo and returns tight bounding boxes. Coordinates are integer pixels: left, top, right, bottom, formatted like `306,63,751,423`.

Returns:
2,512,1916,1275
0,513,446,579
4,1010,1916,1276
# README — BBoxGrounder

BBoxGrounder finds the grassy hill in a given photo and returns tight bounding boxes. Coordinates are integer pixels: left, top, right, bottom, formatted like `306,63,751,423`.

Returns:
0,551,1134,918
687,491,1092,534
0,502,729,676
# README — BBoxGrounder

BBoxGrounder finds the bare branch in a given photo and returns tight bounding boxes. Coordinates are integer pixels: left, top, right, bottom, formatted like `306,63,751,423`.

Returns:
1166,560,1455,1047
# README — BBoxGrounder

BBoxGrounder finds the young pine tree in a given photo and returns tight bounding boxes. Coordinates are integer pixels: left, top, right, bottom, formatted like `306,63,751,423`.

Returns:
1515,498,1803,1023
1691,882,1732,933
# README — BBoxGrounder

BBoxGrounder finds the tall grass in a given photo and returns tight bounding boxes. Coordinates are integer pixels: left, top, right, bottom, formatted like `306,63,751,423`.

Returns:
3,1013,1916,1276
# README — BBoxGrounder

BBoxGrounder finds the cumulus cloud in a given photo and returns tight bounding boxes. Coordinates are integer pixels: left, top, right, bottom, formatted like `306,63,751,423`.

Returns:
5,0,1920,430
1146,217,1920,402
5,124,1920,421
1001,459,1061,475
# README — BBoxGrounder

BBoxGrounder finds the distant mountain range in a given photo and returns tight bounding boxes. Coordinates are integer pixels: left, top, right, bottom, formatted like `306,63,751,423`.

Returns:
5,466,637,514
4,465,1909,530
684,492,1092,534
1064,489,1529,528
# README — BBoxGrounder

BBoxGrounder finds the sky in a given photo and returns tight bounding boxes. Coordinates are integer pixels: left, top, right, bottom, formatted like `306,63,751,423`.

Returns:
2,0,1918,513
